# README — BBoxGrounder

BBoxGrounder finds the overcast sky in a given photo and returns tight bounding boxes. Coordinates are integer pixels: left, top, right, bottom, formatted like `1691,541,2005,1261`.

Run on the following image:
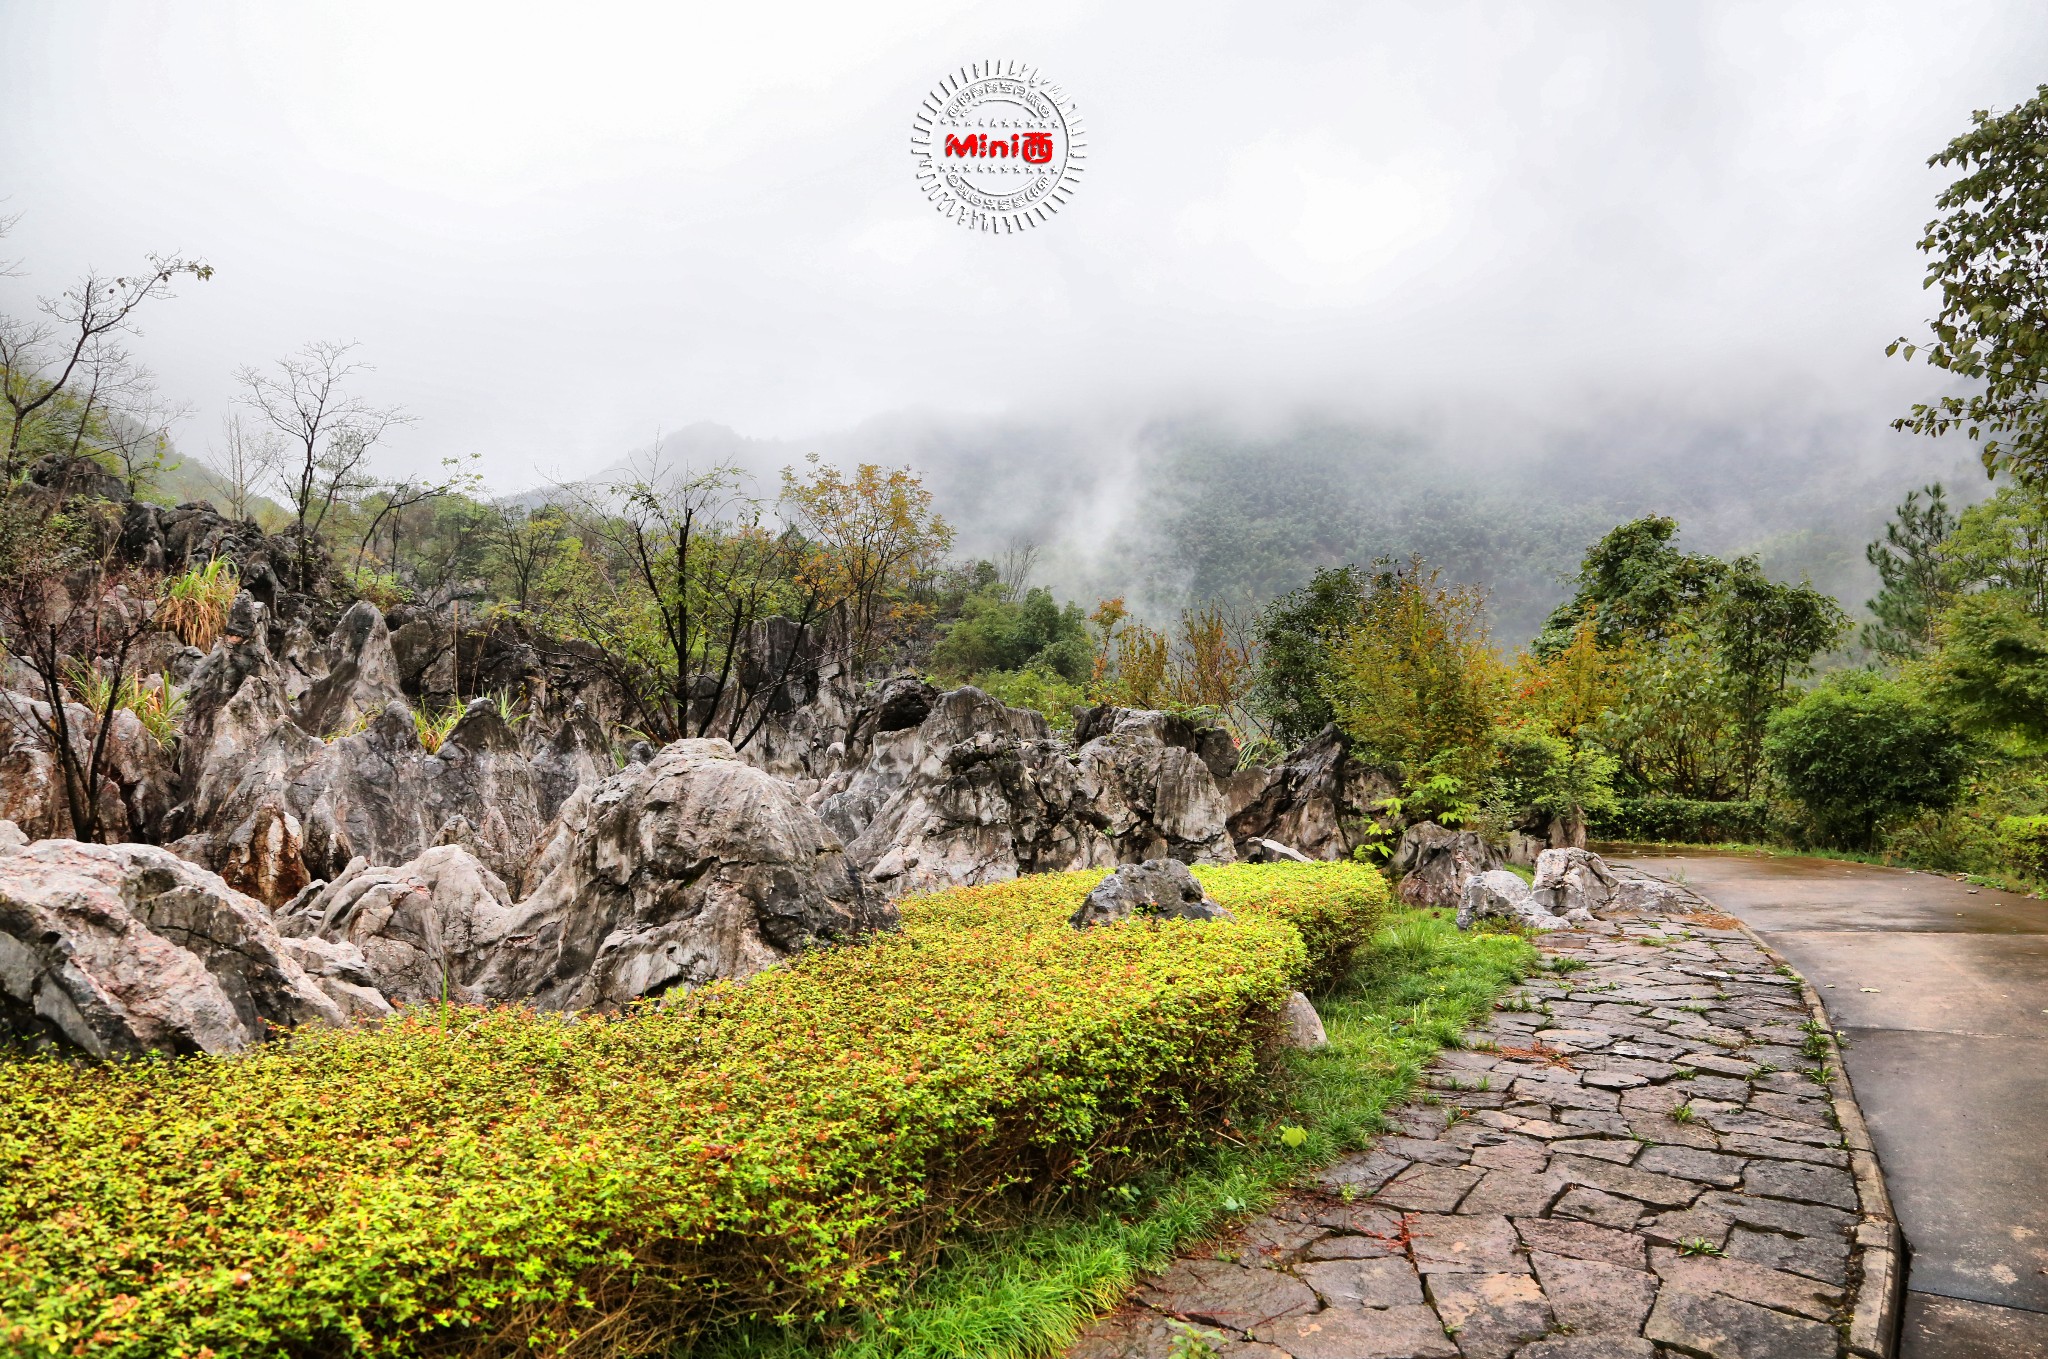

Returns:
3,1,2042,491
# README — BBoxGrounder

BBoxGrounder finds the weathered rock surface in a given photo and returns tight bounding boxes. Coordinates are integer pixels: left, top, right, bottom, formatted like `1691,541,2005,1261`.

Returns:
1226,725,1398,862
277,845,516,1005
1459,868,1580,932
0,839,346,1056
810,693,1252,899
1391,822,1505,908
1070,857,1233,927
1533,847,1620,917
470,739,894,1009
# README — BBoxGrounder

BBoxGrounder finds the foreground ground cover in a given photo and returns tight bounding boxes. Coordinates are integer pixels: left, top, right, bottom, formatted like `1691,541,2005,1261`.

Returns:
0,863,1384,1359
693,904,1536,1359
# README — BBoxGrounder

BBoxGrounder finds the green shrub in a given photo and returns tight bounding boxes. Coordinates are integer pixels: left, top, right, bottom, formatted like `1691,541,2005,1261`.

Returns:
968,667,1090,731
1997,814,2048,877
1193,861,1388,994
1589,796,1771,843
0,865,1379,1358
1765,671,1973,849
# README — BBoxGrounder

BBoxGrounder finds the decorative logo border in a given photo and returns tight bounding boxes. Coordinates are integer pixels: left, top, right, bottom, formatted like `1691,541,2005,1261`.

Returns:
912,61,1085,233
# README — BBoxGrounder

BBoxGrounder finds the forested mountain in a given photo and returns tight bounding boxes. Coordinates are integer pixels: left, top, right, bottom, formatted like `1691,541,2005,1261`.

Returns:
600,405,1985,645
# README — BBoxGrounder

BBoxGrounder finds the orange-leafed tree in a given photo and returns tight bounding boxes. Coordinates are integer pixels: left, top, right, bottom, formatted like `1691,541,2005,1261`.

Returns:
780,456,954,671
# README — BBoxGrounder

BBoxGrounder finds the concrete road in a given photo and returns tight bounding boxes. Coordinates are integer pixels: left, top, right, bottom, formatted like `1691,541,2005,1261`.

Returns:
1609,849,2048,1359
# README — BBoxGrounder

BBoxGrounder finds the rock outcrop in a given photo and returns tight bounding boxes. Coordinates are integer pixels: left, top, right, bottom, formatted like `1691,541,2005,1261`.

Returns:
0,840,347,1056
469,739,893,1009
276,845,516,1005
1069,858,1233,927
809,691,1243,899
1456,868,1586,932
1389,822,1505,908
1530,847,1618,917
1226,726,1398,861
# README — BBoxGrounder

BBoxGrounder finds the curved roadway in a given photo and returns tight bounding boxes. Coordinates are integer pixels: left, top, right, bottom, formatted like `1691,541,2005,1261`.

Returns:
1610,848,2048,1359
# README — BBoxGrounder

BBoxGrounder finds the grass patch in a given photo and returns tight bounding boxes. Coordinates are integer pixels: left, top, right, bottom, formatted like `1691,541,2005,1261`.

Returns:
693,906,1536,1359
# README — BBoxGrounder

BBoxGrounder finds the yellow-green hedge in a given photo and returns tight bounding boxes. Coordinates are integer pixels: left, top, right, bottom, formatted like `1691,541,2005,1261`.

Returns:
0,863,1386,1358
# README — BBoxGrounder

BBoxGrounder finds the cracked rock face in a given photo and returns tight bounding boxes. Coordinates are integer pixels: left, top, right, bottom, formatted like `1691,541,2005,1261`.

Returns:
468,738,895,1010
811,692,1241,900
0,839,346,1057
1392,823,1506,908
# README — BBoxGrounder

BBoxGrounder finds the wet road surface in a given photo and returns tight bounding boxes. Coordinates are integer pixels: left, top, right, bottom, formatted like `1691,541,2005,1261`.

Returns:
1610,849,2048,1358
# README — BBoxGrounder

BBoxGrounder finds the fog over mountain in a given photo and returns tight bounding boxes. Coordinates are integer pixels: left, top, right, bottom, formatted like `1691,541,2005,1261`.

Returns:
622,404,1986,643
3,1,2038,636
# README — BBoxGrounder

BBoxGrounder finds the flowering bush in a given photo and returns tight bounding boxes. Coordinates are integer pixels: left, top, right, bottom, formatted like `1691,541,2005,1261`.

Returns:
0,863,1385,1358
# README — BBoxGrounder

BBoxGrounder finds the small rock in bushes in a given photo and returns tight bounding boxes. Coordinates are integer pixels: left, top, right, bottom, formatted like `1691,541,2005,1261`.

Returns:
1071,858,1236,927
1280,990,1328,1049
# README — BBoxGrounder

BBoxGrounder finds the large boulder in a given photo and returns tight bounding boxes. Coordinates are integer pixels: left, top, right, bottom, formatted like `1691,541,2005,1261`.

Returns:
1531,847,1619,917
1390,823,1505,908
1069,858,1233,928
1072,707,1239,864
1457,869,1582,933
814,687,1120,898
1226,725,1398,861
468,739,894,1009
295,599,404,739
277,845,516,1004
0,840,351,1057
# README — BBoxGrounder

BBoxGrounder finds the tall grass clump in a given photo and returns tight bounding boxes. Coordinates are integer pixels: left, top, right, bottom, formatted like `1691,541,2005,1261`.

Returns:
157,557,240,649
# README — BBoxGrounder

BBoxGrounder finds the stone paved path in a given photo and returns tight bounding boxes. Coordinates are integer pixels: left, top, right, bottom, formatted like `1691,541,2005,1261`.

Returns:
1068,906,1898,1359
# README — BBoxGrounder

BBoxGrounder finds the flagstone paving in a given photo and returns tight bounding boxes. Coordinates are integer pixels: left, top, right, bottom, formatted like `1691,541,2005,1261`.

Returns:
1067,907,1900,1359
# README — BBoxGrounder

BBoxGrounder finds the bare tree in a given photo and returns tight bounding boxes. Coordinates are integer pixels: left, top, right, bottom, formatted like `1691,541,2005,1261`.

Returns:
552,456,842,751
999,538,1040,601
235,340,409,589
98,379,191,497
203,412,274,522
0,252,211,478
485,500,572,610
353,454,482,572
0,497,154,843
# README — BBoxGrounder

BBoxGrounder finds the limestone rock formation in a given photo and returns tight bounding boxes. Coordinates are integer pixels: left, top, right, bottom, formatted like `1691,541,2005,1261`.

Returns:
0,839,346,1057
276,845,516,1005
1457,868,1579,933
1069,858,1233,927
1227,726,1398,861
813,686,1117,897
469,739,893,1009
1390,823,1505,908
1073,707,1238,864
1531,847,1619,917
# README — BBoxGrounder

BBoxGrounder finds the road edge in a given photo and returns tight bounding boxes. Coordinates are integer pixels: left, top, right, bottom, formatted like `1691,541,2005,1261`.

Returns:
1723,915,1905,1358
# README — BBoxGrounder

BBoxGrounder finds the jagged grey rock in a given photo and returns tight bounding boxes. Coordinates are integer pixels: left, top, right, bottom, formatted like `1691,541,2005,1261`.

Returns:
1072,707,1238,864
1458,868,1574,932
296,599,404,739
813,686,1121,898
0,839,348,1056
276,845,516,1005
1391,822,1505,908
1070,858,1234,927
1532,847,1619,917
468,738,894,1009
1227,725,1398,861
0,819,25,852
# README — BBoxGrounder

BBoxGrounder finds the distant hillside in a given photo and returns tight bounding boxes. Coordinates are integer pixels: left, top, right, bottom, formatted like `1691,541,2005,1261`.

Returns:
556,407,1986,647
